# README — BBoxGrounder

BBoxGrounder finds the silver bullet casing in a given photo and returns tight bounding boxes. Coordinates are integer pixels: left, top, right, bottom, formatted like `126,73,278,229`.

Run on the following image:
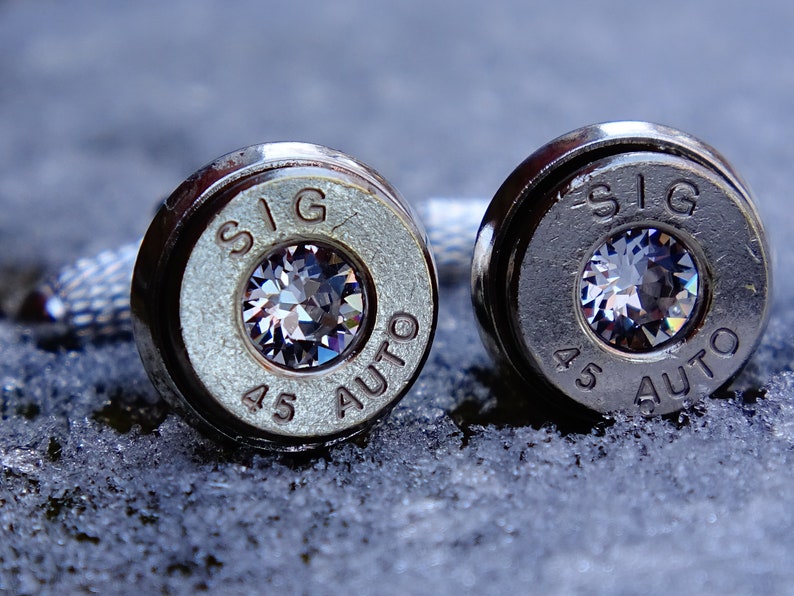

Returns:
472,122,771,418
132,143,438,451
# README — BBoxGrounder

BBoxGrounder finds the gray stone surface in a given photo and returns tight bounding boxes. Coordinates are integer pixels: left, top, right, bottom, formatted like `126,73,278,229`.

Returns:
1,1,793,593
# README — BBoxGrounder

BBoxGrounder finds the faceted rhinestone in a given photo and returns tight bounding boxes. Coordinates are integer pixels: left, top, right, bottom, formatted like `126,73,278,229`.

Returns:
242,243,367,369
579,227,699,351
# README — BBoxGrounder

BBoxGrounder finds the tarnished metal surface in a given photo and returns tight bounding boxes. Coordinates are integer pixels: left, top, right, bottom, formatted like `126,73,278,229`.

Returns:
472,122,771,417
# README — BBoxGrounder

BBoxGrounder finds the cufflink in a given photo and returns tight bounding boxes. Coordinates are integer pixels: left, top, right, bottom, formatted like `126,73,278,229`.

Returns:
130,143,438,451
472,122,771,417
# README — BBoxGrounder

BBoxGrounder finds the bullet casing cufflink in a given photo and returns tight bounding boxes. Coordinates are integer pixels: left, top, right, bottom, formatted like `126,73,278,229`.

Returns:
472,122,771,418
18,123,771,430
132,143,438,451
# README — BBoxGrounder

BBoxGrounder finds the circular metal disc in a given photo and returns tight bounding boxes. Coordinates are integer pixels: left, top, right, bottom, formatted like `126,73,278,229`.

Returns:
472,122,771,417
132,143,437,451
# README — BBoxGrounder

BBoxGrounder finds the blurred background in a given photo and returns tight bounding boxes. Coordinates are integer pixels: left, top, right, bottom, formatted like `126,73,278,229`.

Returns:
2,1,794,593
2,1,792,292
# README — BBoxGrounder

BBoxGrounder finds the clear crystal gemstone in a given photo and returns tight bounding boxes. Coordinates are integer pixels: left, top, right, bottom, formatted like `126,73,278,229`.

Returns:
580,227,699,351
242,243,367,369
